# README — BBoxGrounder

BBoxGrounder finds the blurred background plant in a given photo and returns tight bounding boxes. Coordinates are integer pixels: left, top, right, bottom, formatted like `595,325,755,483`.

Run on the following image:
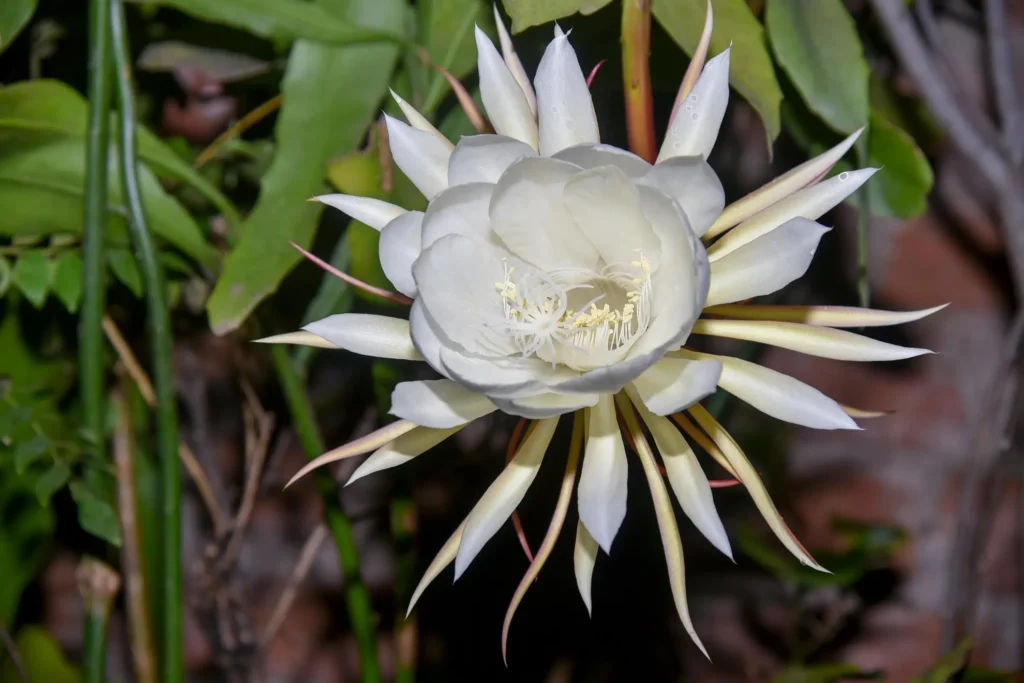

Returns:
0,0,1021,681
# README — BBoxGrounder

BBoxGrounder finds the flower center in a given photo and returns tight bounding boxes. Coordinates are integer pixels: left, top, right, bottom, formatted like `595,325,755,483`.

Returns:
493,256,653,369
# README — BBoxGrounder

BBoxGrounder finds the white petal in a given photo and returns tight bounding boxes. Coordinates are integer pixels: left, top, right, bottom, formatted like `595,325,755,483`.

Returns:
640,156,725,236
616,394,707,656
303,314,422,360
447,135,537,186
390,89,453,148
389,379,496,428
549,346,661,395
413,234,522,356
689,403,826,572
409,300,447,376
679,349,858,430
420,182,498,249
628,390,732,558
378,211,423,298
254,331,338,348
489,157,601,272
492,391,599,418
708,168,878,260
706,128,863,238
573,521,598,615
454,416,560,577
493,4,537,115
577,395,628,553
286,420,418,487
552,143,651,178
657,48,730,163
691,319,932,361
475,26,539,149
385,113,452,199
701,303,949,327
347,424,462,485
562,165,662,268
631,356,722,416
705,217,830,306
534,31,600,155
440,346,559,398
312,194,406,231
407,521,464,615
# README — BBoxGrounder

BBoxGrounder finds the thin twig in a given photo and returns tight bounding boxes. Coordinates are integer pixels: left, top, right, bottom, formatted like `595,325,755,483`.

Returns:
220,383,276,571
0,619,29,683
914,0,1005,153
943,312,1024,650
195,94,283,169
868,0,1010,190
985,0,1024,163
260,523,329,647
103,315,230,536
112,388,157,683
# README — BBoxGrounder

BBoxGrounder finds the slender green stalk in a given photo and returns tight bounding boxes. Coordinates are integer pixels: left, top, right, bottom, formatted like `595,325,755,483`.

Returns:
81,0,114,453
110,3,183,680
77,558,121,683
270,345,382,683
621,0,656,162
856,129,872,308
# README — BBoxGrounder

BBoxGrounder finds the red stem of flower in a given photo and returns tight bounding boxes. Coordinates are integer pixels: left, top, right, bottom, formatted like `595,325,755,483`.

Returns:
621,0,656,163
289,241,414,306
505,418,534,563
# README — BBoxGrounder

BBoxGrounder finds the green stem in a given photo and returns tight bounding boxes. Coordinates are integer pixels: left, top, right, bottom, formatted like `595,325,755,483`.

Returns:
77,558,121,683
110,4,183,680
621,0,656,163
81,0,114,453
856,128,872,308
270,345,382,683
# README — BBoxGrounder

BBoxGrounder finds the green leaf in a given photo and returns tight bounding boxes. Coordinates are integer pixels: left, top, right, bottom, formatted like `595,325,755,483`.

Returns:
420,0,489,113
371,360,402,418
69,481,123,547
0,309,74,392
0,138,218,265
1,626,81,683
0,256,11,298
108,248,144,297
34,461,70,505
0,79,240,227
138,41,271,82
910,639,973,683
207,0,404,334
0,0,36,54
136,0,407,46
766,0,869,134
12,249,51,308
0,405,32,439
0,461,55,623
51,250,83,312
12,434,48,473
501,0,614,32
860,112,933,218
295,236,352,370
653,0,783,144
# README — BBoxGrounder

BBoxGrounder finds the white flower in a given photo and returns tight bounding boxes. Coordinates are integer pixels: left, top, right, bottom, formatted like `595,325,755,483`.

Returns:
260,6,944,659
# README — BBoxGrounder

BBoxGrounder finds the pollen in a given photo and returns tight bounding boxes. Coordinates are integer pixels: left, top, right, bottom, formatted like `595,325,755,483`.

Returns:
493,254,654,367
